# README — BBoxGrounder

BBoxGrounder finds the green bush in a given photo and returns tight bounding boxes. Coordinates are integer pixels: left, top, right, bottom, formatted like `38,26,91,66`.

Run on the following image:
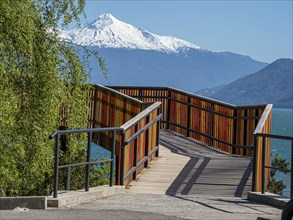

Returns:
267,154,289,195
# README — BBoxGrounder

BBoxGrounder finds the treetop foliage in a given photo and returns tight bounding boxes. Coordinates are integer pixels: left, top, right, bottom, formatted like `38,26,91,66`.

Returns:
0,0,104,196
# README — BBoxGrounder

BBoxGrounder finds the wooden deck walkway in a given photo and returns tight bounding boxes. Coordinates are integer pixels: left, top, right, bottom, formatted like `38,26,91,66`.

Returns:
127,129,253,197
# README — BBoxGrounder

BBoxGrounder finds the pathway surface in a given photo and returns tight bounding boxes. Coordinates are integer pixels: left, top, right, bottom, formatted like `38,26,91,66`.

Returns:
128,129,253,197
0,193,282,220
0,130,282,219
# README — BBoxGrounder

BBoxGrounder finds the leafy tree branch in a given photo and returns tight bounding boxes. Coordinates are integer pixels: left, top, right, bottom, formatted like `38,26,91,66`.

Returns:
0,0,105,196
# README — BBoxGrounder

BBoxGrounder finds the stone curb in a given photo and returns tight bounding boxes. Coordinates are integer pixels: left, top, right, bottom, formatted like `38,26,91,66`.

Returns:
247,191,289,209
0,186,125,210
0,196,47,210
47,185,125,208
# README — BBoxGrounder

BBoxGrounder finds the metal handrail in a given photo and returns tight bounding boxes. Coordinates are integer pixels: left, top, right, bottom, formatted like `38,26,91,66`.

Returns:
109,86,269,109
49,127,123,198
254,133,293,199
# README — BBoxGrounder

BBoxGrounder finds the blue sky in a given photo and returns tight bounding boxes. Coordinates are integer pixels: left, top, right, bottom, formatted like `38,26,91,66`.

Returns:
71,0,292,63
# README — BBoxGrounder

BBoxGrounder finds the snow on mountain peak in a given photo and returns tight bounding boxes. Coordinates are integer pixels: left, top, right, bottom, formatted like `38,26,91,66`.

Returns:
61,13,201,53
88,13,117,29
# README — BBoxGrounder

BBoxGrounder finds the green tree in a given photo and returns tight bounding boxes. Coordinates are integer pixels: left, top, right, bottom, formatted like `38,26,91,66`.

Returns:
0,0,104,196
267,154,289,195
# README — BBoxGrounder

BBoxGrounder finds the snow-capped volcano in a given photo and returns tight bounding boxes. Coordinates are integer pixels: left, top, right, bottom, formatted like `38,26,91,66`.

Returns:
59,13,267,92
61,13,201,53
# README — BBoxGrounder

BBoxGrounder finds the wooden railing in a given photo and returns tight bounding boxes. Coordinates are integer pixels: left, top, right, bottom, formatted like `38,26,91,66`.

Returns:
108,86,272,192
88,85,161,185
109,86,270,154
55,84,272,192
119,102,162,185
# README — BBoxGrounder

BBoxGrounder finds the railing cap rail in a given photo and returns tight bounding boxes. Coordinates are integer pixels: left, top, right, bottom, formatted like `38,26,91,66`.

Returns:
109,85,268,109
120,101,161,131
93,84,145,105
49,127,123,139
253,104,273,135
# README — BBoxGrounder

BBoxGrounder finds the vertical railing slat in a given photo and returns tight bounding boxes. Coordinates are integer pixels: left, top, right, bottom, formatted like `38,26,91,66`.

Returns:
145,115,150,167
133,124,138,180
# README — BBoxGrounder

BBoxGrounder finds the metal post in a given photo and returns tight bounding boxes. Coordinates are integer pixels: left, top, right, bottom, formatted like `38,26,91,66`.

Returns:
209,104,214,146
145,115,150,167
110,130,116,187
133,124,138,180
291,140,293,199
187,96,191,137
120,134,125,185
115,154,119,185
261,137,266,194
53,134,60,198
65,167,71,191
85,132,92,191
156,108,160,157
139,89,142,101
252,135,258,192
166,89,171,129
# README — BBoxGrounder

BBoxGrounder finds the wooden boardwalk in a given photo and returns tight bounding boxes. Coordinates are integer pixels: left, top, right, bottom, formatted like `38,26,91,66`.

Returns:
127,129,252,197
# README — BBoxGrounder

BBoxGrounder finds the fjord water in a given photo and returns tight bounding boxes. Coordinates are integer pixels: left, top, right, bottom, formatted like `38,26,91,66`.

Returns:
271,108,293,197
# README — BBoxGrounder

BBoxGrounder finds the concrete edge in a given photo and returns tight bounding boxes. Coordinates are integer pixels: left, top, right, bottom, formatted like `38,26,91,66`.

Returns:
0,196,47,210
47,185,125,208
247,191,289,209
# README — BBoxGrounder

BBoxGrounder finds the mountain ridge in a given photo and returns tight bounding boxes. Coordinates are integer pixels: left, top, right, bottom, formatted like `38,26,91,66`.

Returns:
197,58,293,108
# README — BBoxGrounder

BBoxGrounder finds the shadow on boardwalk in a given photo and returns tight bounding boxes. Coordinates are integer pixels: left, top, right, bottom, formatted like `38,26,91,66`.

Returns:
159,129,253,198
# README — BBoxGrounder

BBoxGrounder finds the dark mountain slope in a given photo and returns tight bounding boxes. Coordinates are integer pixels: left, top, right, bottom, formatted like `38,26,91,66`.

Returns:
209,59,293,108
87,48,267,92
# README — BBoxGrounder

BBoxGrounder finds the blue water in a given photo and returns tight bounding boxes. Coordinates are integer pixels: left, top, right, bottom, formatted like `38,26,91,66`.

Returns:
90,143,113,171
271,108,293,197
90,143,111,161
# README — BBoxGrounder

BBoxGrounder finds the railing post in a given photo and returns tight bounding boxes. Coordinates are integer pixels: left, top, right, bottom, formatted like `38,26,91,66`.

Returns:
133,125,138,180
145,115,150,167
92,88,97,128
252,135,258,192
156,108,160,157
187,96,191,137
110,130,116,187
291,140,293,199
139,88,142,101
209,104,214,146
85,131,92,192
53,134,60,198
65,167,71,191
261,137,266,194
166,89,171,129
120,134,125,185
